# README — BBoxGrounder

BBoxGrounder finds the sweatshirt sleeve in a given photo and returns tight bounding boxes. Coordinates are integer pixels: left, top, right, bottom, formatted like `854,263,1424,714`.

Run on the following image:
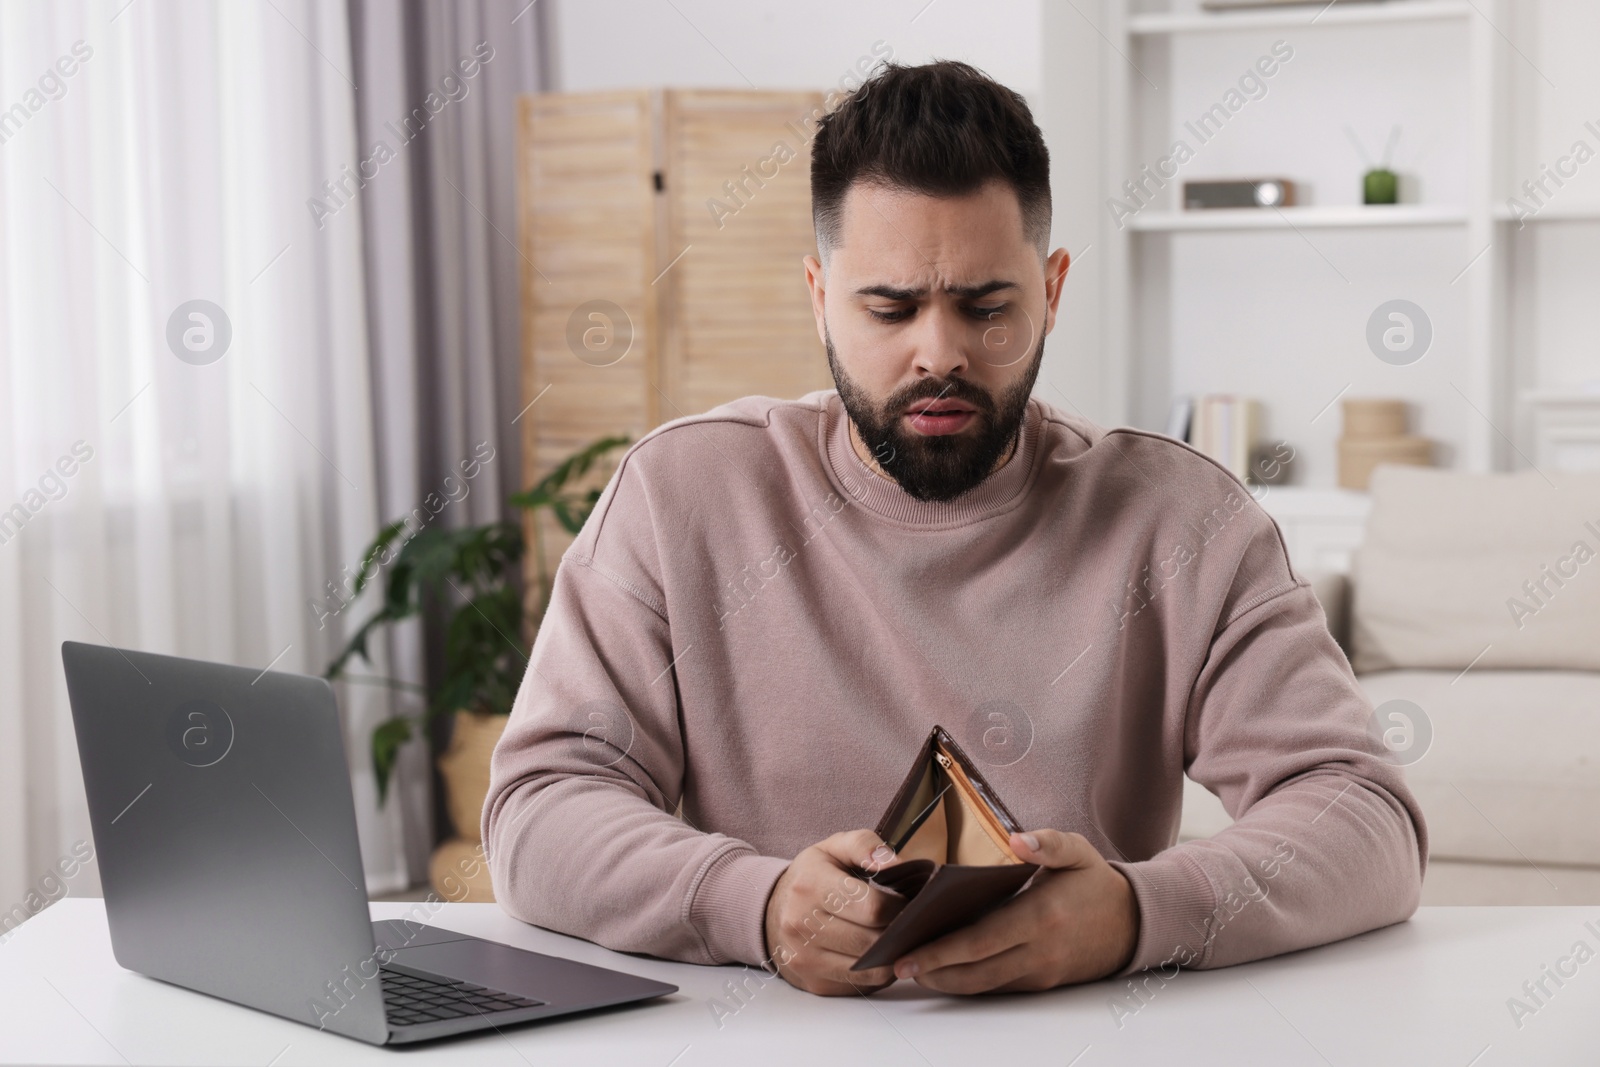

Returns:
480,506,790,967
1107,533,1429,976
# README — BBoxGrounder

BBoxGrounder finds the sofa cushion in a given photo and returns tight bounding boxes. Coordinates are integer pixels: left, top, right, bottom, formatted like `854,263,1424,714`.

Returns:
1360,669,1600,867
1352,467,1600,672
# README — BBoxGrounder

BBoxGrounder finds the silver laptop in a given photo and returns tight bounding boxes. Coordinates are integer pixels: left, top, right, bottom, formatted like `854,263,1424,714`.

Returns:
61,641,677,1045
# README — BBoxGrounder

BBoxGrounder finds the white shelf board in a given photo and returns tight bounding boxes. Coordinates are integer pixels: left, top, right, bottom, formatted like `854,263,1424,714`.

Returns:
1129,1,1473,35
1493,204,1600,223
1520,389,1600,406
1127,205,1469,231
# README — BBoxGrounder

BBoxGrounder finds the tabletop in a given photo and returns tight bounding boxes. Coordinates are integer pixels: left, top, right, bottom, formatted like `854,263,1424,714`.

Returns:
2,899,1596,1065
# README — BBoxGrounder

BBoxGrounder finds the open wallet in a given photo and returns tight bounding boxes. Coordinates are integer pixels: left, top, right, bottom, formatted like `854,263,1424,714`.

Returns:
850,725,1040,972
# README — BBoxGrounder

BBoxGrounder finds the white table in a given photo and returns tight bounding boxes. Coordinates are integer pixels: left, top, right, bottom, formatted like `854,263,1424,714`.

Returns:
2,900,1596,1065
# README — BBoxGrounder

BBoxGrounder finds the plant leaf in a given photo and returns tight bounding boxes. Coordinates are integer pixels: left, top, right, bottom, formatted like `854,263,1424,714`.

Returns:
509,435,629,517
324,435,629,807
371,715,415,806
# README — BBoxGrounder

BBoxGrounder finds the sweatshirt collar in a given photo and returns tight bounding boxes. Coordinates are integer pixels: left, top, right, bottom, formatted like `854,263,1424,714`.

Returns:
821,391,1042,527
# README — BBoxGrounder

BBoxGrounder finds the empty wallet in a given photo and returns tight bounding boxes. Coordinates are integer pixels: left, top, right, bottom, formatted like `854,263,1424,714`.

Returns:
850,725,1039,971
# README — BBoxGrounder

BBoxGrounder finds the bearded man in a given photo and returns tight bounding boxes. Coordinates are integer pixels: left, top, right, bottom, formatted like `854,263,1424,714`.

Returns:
484,59,1426,997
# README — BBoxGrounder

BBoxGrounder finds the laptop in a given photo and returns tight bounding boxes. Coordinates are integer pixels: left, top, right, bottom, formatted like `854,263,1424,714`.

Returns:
61,640,677,1045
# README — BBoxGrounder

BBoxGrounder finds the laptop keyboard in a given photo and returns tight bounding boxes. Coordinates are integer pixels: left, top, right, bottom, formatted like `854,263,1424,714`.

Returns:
380,965,545,1028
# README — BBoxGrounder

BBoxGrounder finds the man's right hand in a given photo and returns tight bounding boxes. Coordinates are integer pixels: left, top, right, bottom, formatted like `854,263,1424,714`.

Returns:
762,829,906,996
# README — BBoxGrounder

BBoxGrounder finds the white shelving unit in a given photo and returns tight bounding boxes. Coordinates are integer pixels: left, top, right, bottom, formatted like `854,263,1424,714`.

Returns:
1128,0,1473,35
1492,204,1600,223
1038,0,1600,526
1092,0,1508,498
1127,204,1469,231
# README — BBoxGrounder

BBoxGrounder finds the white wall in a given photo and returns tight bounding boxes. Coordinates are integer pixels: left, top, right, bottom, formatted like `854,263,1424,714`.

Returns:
548,0,1041,99
1037,0,1120,426
1506,0,1600,398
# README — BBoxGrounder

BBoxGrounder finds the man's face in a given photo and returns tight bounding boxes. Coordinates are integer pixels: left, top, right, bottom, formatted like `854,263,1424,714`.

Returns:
804,180,1070,502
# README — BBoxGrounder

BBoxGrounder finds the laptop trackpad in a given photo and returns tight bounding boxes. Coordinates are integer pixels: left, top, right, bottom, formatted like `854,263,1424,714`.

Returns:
386,937,674,1008
372,919,475,954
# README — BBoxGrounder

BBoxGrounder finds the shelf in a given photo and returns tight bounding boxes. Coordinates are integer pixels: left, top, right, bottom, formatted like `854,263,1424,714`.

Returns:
1091,0,1515,477
1129,0,1473,35
1127,205,1469,231
1520,389,1600,407
1493,204,1600,224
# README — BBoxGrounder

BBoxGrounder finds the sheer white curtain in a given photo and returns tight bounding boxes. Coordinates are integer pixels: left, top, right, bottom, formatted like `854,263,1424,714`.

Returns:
0,0,411,913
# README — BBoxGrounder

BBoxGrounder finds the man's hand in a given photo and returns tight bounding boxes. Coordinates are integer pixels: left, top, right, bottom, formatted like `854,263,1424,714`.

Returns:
763,829,907,996
892,829,1139,994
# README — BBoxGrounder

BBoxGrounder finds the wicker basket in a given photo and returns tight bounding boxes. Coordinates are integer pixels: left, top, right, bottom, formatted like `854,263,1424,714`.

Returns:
1341,398,1408,440
435,709,508,843
1337,436,1433,490
1338,398,1432,490
430,709,508,902
429,836,496,903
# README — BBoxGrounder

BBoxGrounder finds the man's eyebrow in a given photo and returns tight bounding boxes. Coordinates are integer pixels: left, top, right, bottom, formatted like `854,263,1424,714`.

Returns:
853,279,1021,301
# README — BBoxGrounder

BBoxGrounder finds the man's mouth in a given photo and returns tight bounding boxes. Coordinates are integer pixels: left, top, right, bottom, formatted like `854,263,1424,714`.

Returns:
903,399,977,436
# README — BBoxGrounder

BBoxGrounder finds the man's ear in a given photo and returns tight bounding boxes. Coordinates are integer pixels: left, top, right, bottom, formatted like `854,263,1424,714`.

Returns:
803,254,828,345
1042,248,1071,335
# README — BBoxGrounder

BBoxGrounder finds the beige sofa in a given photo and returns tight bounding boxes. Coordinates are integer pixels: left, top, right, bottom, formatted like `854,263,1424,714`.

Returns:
1182,466,1600,904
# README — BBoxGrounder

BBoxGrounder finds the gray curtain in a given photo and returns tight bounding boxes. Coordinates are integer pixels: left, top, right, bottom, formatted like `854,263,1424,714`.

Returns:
347,0,554,886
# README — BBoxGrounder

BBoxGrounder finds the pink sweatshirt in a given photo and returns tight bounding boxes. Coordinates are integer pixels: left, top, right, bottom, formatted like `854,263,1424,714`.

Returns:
482,391,1427,978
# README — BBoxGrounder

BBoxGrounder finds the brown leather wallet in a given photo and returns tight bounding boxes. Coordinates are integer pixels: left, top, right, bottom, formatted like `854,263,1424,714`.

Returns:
850,725,1039,971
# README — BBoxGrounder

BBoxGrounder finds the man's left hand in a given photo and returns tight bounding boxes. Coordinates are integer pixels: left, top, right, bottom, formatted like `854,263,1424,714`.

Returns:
892,829,1140,993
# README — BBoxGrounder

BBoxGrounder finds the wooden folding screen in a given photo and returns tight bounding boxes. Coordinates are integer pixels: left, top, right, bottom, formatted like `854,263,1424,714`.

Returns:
516,89,830,604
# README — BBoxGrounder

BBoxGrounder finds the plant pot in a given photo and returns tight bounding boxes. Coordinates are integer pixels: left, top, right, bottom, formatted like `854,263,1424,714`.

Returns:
430,709,508,902
430,836,495,903
1363,168,1399,205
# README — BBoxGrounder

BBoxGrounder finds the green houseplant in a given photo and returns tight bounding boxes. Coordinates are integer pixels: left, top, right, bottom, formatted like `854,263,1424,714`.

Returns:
324,435,630,806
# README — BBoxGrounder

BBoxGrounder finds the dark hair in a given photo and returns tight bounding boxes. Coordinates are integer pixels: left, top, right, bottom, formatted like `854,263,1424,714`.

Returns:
810,60,1052,262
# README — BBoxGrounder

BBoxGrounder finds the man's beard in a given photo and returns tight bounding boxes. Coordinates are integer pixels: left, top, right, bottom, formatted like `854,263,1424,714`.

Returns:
826,329,1044,503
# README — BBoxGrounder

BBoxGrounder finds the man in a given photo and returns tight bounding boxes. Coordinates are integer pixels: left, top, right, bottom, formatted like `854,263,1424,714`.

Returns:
483,60,1426,998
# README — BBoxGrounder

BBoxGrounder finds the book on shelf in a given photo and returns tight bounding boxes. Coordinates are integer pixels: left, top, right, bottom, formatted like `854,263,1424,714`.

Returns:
1189,395,1261,482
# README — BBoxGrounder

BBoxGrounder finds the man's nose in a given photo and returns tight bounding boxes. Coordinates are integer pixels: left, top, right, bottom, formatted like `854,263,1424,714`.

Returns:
909,306,971,379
